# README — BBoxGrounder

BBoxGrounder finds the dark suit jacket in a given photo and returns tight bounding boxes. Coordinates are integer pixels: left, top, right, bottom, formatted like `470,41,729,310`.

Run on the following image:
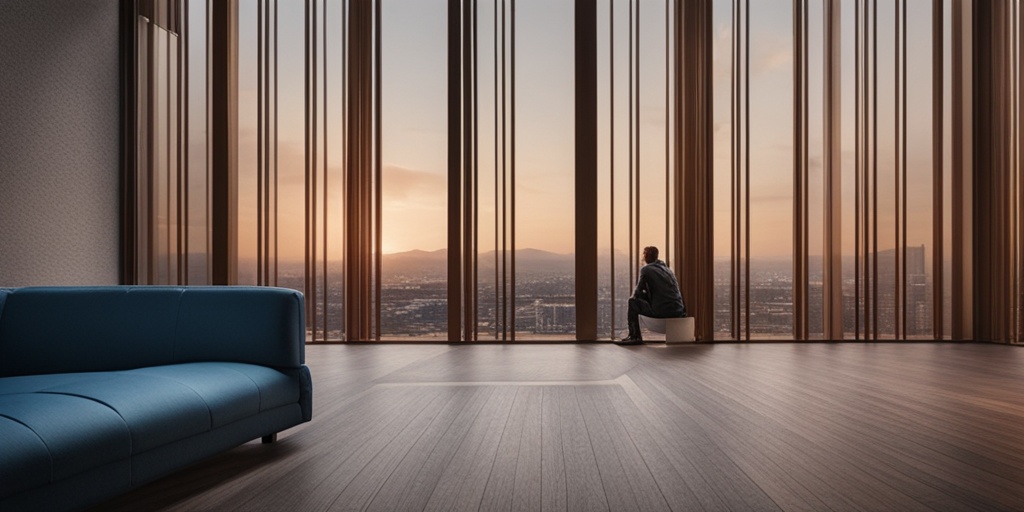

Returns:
633,260,686,317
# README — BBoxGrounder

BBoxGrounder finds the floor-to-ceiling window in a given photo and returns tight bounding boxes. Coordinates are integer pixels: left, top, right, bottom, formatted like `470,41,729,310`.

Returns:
134,0,1008,343
717,0,953,341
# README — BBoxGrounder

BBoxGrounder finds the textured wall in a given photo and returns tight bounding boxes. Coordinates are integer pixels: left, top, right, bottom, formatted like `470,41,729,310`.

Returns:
0,0,121,286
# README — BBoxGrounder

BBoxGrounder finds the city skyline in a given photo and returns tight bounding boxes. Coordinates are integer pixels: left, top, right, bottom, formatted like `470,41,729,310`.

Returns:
261,242,935,341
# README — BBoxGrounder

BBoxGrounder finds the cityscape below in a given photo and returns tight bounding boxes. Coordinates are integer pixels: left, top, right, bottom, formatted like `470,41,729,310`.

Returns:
245,245,940,341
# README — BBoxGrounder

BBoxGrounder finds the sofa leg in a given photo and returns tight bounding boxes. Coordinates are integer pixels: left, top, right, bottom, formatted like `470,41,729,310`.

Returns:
262,433,278,444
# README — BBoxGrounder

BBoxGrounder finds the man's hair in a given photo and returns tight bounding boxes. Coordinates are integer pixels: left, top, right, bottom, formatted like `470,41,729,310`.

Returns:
643,246,659,263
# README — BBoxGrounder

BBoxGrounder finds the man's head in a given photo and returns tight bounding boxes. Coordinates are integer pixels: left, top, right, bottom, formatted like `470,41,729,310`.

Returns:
643,246,659,264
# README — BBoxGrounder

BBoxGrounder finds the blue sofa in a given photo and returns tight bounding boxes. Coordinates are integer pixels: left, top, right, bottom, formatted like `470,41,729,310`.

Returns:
0,286,313,511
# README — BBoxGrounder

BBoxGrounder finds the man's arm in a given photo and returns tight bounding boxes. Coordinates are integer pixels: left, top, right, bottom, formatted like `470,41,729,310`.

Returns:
633,267,649,298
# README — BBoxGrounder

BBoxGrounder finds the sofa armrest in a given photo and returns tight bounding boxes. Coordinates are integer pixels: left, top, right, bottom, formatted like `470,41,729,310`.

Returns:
173,287,306,368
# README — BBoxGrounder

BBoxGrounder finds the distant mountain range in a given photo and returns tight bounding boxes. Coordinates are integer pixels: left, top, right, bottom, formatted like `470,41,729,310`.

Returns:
237,248,628,278
383,248,578,275
241,247,913,279
378,248,658,276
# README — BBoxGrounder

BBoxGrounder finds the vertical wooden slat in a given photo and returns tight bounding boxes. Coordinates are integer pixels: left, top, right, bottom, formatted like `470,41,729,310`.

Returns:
273,0,279,287
167,29,174,284
894,0,902,340
121,0,139,285
872,0,880,339
951,0,972,341
974,1,1012,343
304,0,312,336
510,0,517,342
630,0,638,268
731,0,739,340
166,30,174,284
932,0,943,340
205,0,212,285
744,0,750,341
576,0,598,342
448,0,463,342
1007,1,1015,344
146,22,156,284
268,0,275,287
1018,0,1024,343
859,0,865,339
257,0,264,287
1007,0,1015,344
610,0,616,339
178,0,187,285
472,0,479,341
665,0,671,263
268,0,274,288
800,0,808,339
375,0,383,341
210,0,237,286
501,0,508,341
855,0,860,339
311,0,319,341
629,0,634,290
339,0,346,330
675,0,715,341
823,0,843,340
494,0,500,340
463,0,474,342
1012,0,1017,343
901,0,907,340
346,0,374,341
793,0,807,340
859,0,866,338
323,0,330,340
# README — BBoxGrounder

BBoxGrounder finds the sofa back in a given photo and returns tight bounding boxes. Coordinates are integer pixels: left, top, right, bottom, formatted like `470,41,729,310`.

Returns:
0,286,305,377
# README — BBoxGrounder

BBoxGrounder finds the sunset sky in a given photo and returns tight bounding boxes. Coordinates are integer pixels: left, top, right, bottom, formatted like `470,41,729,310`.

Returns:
211,0,945,265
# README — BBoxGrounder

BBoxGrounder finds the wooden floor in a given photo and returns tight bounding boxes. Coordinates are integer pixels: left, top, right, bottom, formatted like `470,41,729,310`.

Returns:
97,343,1024,511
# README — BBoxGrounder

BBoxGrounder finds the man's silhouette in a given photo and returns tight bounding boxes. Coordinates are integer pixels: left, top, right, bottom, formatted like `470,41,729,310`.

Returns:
617,246,686,345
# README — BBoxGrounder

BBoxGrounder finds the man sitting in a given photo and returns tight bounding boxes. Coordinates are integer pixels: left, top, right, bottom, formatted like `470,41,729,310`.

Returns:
617,245,686,345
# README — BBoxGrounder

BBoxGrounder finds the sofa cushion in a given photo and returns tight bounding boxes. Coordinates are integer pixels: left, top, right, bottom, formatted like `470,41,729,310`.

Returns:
0,415,50,497
205,362,301,411
39,373,212,454
0,372,112,395
0,363,301,447
0,393,131,485
128,362,299,418
0,287,181,377
127,363,262,428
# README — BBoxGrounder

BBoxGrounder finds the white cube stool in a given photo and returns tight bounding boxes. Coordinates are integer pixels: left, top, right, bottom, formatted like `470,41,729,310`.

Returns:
665,317,695,343
639,316,696,343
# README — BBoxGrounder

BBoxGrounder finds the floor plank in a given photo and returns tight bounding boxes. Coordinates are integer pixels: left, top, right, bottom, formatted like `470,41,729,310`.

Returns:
423,386,518,512
576,386,671,512
325,388,467,511
540,386,568,512
367,386,493,512
511,387,543,512
556,386,610,512
95,343,1024,512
